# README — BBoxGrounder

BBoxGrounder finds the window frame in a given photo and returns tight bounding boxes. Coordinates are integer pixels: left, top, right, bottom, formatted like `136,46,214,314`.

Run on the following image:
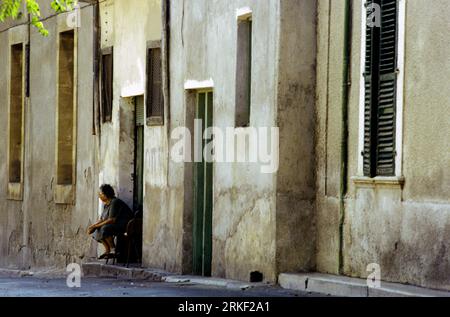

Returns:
54,24,78,205
146,40,164,127
235,8,253,128
357,0,406,180
7,40,26,201
100,46,113,123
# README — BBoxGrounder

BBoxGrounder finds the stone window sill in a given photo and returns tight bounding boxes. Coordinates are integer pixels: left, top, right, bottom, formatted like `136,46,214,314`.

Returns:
54,184,76,205
351,176,405,188
147,116,164,127
7,182,23,201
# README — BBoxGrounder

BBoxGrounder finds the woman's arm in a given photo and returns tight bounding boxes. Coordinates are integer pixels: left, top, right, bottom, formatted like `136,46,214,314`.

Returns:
87,200,120,234
87,218,115,234
94,218,115,228
87,216,113,234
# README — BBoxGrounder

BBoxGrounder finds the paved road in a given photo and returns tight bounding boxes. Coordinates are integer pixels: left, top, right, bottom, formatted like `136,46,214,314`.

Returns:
0,276,322,297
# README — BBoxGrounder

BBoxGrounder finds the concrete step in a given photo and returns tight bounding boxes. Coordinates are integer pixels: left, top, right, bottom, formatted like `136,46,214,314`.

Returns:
0,268,34,277
279,273,450,297
163,275,263,290
82,262,269,290
82,262,171,281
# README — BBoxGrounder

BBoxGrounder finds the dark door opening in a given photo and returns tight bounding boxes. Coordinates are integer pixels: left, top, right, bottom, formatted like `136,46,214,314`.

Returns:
133,95,145,214
193,91,213,276
130,96,144,264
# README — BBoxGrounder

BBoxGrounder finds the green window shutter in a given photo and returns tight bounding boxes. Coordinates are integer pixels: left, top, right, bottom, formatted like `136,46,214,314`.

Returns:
136,96,145,126
363,0,379,177
363,0,398,177
376,0,398,176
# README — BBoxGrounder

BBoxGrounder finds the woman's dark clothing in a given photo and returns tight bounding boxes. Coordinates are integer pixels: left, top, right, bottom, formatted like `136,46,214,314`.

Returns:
92,198,134,242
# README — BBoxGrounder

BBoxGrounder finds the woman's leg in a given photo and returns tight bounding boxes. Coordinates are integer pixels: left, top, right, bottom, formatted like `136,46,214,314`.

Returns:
105,236,115,253
101,240,111,254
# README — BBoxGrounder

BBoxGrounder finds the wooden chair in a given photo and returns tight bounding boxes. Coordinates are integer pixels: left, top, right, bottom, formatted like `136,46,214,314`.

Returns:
124,218,143,268
103,217,142,266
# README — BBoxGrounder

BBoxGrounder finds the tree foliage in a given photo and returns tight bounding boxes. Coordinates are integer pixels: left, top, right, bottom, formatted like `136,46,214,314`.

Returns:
0,0,78,36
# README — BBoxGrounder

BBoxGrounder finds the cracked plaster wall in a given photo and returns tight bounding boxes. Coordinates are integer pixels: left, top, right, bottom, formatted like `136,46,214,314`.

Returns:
145,0,318,283
316,0,450,290
0,2,99,269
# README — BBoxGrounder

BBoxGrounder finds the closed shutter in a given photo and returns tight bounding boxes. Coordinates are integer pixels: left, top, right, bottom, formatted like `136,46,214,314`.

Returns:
363,0,398,177
101,48,113,123
376,0,397,176
136,96,145,126
146,47,164,124
363,0,379,177
25,43,30,98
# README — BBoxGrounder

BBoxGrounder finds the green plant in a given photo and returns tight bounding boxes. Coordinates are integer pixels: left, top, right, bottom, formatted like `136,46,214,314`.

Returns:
0,0,78,36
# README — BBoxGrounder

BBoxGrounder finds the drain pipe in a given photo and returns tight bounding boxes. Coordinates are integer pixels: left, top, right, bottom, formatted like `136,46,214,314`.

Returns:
338,0,353,275
162,0,171,182
22,13,32,270
162,0,171,130
93,0,101,138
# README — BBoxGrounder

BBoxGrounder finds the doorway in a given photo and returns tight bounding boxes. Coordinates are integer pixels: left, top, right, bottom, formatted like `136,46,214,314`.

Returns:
193,90,214,276
133,95,145,214
127,95,144,265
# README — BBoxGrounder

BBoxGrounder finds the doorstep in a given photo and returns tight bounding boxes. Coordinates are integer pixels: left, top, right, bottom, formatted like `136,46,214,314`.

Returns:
82,262,269,290
82,262,171,281
0,268,34,277
163,275,263,290
279,273,450,297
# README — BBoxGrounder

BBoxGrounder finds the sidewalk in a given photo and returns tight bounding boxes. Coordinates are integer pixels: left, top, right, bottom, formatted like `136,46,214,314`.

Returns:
5,263,448,297
82,262,270,291
279,273,450,297
82,263,450,297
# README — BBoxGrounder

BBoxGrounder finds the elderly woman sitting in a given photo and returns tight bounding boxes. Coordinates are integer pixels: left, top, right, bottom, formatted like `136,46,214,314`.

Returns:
87,184,134,259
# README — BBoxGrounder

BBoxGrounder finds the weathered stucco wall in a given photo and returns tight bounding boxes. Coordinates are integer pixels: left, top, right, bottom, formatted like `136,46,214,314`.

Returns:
315,0,346,275
97,0,164,266
0,2,99,269
0,29,21,268
156,0,282,281
316,0,450,290
99,0,162,205
275,0,317,275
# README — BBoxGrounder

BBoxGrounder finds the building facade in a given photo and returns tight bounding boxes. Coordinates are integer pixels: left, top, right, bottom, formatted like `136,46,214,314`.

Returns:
315,0,450,291
0,1,98,269
0,0,448,291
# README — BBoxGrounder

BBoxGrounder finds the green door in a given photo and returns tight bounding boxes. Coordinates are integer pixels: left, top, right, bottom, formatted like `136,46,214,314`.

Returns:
193,91,213,276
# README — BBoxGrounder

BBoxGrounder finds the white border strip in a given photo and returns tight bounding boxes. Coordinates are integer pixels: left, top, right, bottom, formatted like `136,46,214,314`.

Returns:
236,7,252,20
121,84,145,98
357,0,367,176
395,0,406,177
184,79,214,90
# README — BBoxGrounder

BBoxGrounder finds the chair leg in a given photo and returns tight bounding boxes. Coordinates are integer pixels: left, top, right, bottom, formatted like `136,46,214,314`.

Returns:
134,242,140,265
126,239,131,268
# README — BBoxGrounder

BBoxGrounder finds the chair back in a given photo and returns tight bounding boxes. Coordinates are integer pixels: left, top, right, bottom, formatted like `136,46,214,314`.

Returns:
126,218,143,238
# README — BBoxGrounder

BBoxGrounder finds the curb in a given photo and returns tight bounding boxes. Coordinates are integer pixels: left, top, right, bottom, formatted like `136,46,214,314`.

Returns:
163,275,257,290
0,268,34,277
279,273,450,297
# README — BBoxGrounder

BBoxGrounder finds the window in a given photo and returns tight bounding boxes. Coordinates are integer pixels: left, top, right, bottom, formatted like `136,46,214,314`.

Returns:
235,14,252,127
362,0,399,177
146,41,164,126
8,43,25,185
101,47,113,123
56,30,76,194
25,44,30,98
